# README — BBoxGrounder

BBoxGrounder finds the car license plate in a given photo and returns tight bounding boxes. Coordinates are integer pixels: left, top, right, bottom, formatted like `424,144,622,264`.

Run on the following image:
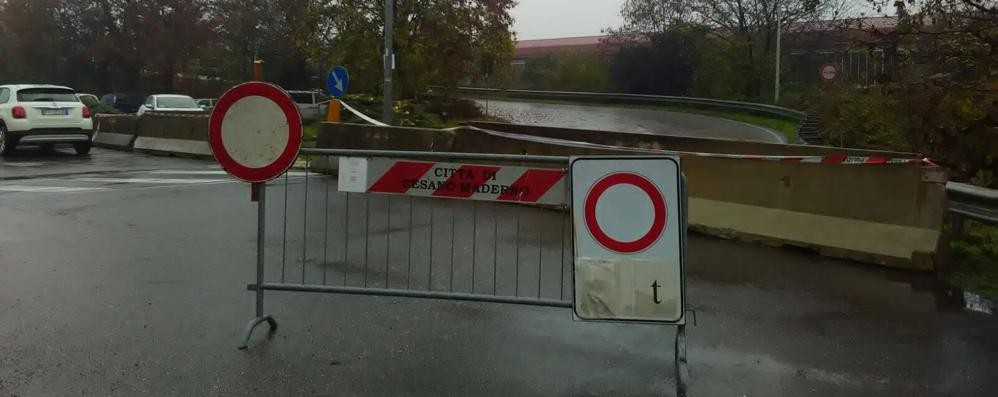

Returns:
42,108,68,116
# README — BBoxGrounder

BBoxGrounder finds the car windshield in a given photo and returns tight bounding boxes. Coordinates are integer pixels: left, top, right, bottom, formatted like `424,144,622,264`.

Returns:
289,92,313,104
117,95,146,106
156,96,198,109
17,88,79,102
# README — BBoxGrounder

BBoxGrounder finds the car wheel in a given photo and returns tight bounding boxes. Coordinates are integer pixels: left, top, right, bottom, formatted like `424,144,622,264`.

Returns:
0,123,16,157
74,142,92,155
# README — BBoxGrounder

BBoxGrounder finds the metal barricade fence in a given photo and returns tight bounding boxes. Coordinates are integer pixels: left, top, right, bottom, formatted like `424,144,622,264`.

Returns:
240,148,690,396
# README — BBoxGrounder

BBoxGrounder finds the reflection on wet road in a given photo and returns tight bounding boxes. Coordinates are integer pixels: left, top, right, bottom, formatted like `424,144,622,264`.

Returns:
2,150,997,395
476,99,788,143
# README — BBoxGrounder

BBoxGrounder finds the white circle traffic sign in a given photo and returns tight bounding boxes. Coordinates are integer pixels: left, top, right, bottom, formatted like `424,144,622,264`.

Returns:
209,82,303,183
583,172,667,254
570,157,685,324
820,63,838,81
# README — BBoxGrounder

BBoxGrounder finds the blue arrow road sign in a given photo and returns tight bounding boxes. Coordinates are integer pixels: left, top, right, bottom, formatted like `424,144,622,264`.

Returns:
326,66,350,98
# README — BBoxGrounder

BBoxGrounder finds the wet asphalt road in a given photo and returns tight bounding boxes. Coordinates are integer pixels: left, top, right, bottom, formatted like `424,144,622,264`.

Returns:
2,147,998,396
475,99,788,143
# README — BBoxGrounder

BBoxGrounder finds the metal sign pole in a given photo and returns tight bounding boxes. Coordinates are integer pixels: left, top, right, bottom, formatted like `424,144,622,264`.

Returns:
255,184,267,318
239,183,277,349
383,0,394,125
675,173,690,396
675,324,689,397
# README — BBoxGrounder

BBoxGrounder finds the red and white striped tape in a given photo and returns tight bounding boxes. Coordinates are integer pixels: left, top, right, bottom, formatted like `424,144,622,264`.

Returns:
337,157,567,205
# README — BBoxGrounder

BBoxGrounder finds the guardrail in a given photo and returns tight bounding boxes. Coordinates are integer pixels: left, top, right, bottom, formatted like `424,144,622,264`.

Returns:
451,87,823,145
947,182,998,231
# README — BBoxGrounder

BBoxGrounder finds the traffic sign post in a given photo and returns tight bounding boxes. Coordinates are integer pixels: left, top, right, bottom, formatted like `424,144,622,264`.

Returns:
210,82,302,349
571,156,686,324
326,66,350,98
326,66,349,123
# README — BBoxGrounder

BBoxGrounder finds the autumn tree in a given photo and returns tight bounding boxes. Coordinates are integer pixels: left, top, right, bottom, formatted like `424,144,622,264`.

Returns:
830,0,998,182
0,0,68,84
322,0,515,97
610,0,850,99
0,0,8,79
135,1,215,91
0,0,515,97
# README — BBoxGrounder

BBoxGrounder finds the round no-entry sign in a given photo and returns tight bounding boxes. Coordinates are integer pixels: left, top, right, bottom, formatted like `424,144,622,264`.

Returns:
583,172,667,254
570,156,685,324
820,63,838,81
209,82,303,183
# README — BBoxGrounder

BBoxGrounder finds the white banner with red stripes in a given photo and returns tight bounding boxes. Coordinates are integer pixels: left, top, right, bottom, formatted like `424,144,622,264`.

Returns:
337,157,567,205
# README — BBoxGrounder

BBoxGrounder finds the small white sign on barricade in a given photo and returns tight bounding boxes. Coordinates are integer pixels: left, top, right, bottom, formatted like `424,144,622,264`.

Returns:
338,157,567,205
571,156,685,323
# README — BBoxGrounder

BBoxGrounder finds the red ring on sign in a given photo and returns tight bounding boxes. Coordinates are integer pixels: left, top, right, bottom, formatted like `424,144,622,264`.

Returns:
583,172,666,254
208,82,303,183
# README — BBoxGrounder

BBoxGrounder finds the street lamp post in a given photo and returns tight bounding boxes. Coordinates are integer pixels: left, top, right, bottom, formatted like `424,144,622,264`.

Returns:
774,5,782,104
383,0,394,125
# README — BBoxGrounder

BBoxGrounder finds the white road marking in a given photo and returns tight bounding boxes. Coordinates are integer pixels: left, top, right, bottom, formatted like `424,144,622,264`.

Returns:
4,162,45,167
0,185,109,193
146,170,228,175
146,170,309,177
74,177,228,184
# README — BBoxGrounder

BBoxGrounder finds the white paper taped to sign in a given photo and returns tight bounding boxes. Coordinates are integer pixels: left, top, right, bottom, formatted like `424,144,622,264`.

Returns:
574,257,681,322
338,157,368,192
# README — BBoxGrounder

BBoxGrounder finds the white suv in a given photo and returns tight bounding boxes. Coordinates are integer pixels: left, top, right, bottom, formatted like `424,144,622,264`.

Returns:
0,84,94,156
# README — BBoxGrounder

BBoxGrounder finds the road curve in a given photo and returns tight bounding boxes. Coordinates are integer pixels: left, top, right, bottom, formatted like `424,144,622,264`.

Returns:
476,99,787,144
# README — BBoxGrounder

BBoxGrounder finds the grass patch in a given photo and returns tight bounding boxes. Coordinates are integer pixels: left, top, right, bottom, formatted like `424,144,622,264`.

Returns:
947,220,998,299
470,95,798,142
303,122,320,142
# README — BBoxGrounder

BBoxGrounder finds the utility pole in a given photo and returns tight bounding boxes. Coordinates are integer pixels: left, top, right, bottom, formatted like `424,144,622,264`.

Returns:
774,5,782,104
383,0,394,125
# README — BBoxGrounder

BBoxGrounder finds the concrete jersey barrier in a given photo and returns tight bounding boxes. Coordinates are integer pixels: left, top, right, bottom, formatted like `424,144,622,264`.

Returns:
93,114,141,149
132,112,211,158
466,121,913,158
315,122,947,270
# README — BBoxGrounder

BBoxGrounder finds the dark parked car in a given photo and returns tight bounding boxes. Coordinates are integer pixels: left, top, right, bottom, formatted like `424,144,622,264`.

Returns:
100,93,147,114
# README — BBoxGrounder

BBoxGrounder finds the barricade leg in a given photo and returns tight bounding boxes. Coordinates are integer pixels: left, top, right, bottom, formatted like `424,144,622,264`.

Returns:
239,183,278,350
674,324,689,397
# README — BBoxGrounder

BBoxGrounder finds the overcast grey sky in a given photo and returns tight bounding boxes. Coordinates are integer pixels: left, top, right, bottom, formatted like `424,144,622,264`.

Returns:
512,0,627,40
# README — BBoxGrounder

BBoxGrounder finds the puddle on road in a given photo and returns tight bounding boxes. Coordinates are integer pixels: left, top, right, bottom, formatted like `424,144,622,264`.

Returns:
686,234,997,317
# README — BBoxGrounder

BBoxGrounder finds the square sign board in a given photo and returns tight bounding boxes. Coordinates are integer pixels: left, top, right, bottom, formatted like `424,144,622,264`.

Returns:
571,156,685,324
